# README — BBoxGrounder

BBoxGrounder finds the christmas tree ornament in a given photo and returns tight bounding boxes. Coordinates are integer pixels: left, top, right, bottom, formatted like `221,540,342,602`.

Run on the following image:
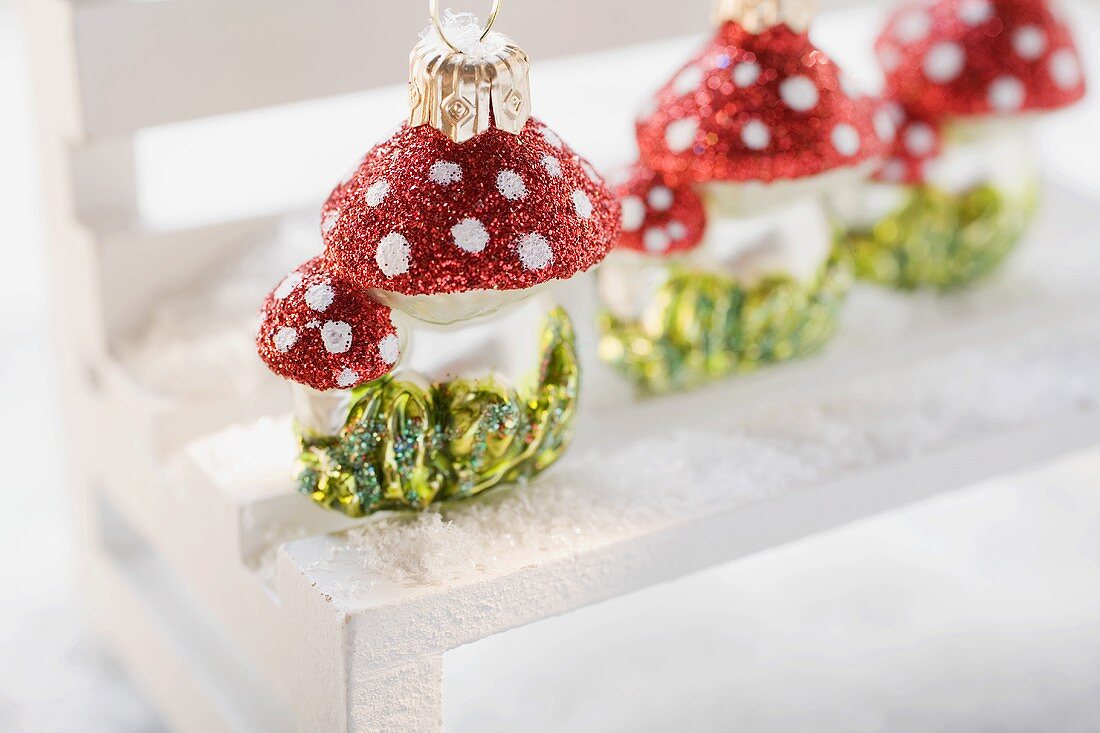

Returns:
257,4,619,518
600,0,878,394
832,0,1086,290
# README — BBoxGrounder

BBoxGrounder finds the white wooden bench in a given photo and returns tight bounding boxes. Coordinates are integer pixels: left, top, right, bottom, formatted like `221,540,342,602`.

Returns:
21,0,1100,730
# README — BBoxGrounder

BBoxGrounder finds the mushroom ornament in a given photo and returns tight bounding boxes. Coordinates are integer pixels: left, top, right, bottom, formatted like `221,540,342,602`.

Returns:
832,0,1086,290
256,8,619,518
600,0,874,394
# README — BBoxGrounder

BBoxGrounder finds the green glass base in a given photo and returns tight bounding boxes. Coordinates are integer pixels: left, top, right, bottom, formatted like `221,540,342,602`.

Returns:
296,308,579,518
843,183,1038,291
598,249,852,395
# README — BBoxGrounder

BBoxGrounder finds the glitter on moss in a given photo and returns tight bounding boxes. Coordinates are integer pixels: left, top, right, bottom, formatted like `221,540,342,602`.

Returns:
295,308,579,517
598,248,852,395
841,181,1039,291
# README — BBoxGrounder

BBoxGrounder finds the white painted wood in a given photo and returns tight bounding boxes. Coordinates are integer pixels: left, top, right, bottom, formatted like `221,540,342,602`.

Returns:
66,0,713,136
23,0,1100,727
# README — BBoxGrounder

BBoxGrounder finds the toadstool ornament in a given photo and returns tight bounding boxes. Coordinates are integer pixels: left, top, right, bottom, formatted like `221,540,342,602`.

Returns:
599,0,862,394
255,5,618,518
834,0,1086,290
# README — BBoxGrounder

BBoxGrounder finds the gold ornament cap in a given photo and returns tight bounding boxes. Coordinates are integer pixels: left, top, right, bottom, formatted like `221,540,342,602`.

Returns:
712,0,818,33
409,5,532,144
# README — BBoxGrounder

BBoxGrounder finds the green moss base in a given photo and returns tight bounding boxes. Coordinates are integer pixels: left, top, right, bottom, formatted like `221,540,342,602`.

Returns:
598,250,852,395
296,308,579,518
843,182,1038,291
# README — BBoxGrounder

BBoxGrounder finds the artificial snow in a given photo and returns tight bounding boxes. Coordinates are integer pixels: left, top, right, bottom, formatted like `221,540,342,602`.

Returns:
303,320,1100,590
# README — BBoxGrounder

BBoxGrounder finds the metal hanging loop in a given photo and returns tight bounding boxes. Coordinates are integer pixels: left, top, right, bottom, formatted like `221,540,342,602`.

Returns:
429,0,503,53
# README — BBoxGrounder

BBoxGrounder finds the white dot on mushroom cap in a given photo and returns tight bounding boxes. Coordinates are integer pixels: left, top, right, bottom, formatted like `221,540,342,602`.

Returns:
665,118,699,153
540,128,564,149
667,221,688,240
572,190,594,219
321,321,353,354
894,9,931,44
621,196,645,232
379,334,400,365
429,161,463,185
1050,49,1082,90
878,45,902,72
517,233,553,271
497,170,528,200
904,122,936,156
305,282,335,312
732,61,761,88
874,109,897,142
643,228,671,253
741,119,771,151
321,210,340,236
840,74,862,99
337,369,359,388
988,76,1026,112
365,180,389,207
923,42,966,83
1013,26,1048,60
541,156,562,178
451,218,490,253
648,186,674,211
779,76,820,112
274,272,303,300
957,0,993,26
376,232,411,277
831,124,861,157
273,327,298,353
673,65,705,96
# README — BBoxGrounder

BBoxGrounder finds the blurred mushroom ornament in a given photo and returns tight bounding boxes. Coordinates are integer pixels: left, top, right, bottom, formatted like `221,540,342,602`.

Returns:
257,8,619,517
831,0,1086,290
599,0,876,394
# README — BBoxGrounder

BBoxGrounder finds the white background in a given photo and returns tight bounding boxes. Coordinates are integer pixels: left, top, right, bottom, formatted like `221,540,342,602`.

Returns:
2,1,1100,731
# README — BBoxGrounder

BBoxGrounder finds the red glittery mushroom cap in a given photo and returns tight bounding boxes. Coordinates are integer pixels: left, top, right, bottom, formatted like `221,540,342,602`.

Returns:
877,0,1086,120
636,22,886,187
257,257,400,391
872,101,944,185
615,165,706,256
320,119,620,296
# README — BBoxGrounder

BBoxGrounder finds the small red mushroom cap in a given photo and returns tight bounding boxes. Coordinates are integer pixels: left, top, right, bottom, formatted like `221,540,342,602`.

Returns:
870,100,943,185
636,22,884,187
257,257,400,392
615,165,706,256
877,0,1086,119
321,119,620,296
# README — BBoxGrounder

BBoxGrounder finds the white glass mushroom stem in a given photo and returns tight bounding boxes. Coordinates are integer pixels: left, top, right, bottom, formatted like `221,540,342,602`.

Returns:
292,383,356,439
924,117,1036,198
369,283,551,326
829,117,1037,228
599,196,834,321
390,291,552,385
704,162,879,218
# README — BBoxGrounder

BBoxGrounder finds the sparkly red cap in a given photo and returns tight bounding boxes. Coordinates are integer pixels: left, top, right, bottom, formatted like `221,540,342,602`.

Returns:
636,22,885,187
320,119,620,296
877,0,1086,119
615,165,706,256
871,101,943,185
257,257,400,391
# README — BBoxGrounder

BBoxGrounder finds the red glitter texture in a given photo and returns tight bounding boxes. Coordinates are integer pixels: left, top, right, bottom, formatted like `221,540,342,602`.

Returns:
257,257,399,391
878,0,1086,119
615,165,706,255
636,22,885,187
872,101,943,185
322,120,620,296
